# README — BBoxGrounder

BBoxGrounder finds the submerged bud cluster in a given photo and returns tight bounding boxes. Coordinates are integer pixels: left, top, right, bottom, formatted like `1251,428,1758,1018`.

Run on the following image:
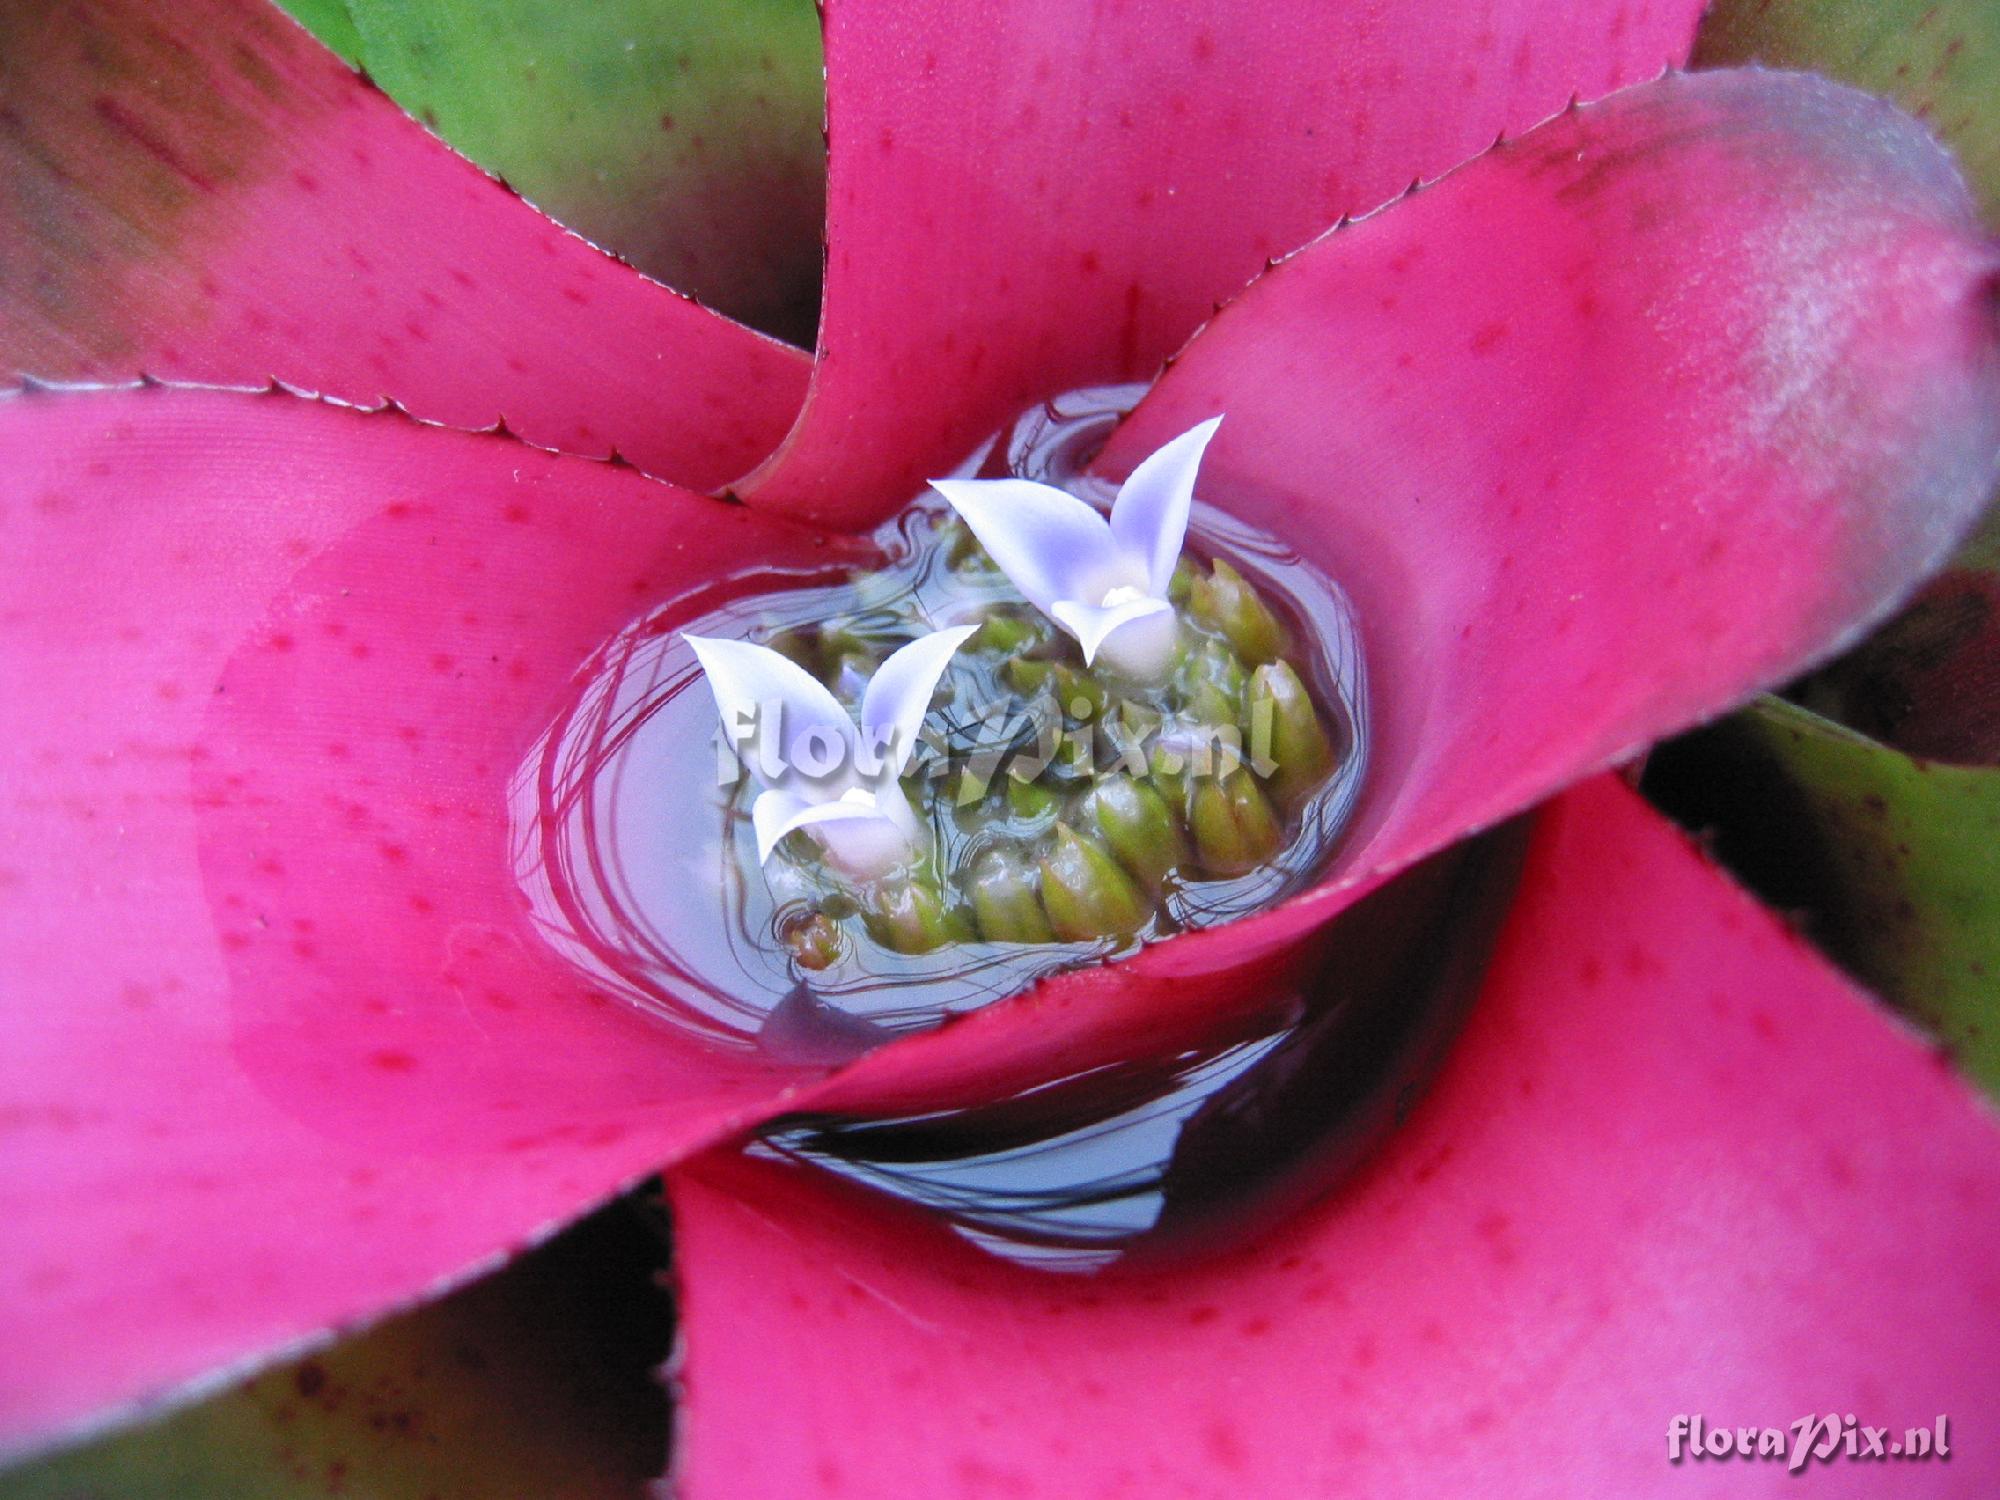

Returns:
516,394,1365,1046
739,506,1345,968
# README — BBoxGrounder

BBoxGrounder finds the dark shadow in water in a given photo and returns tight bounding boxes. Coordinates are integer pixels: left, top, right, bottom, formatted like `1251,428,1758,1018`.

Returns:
753,817,1530,1271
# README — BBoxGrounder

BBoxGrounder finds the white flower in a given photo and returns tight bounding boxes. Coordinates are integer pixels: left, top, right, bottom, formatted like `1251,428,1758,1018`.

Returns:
930,416,1222,680
685,625,975,878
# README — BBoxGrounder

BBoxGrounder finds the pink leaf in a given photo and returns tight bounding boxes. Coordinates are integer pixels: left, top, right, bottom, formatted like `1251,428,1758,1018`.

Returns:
778,68,2000,1122
740,0,1706,525
0,0,808,491
1103,69,2000,898
668,776,2000,1500
0,388,862,1455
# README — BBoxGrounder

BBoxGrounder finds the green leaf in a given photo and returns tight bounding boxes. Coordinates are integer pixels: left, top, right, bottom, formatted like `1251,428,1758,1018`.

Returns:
277,0,827,343
277,0,363,64
0,1205,672,1498
1696,0,2000,218
1679,0,2000,1065
1649,697,2000,1097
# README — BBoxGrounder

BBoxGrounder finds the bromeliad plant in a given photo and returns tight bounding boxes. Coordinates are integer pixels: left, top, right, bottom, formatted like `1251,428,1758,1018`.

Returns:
2,0,2000,1496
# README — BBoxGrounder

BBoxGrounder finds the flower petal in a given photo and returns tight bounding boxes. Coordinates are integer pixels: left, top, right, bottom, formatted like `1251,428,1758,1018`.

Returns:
929,478,1119,616
668,777,2000,1499
0,0,807,490
0,388,874,1455
686,635,858,783
1109,416,1219,596
738,0,1705,524
858,625,978,776
759,793,917,879
1048,596,1174,672
750,787,818,862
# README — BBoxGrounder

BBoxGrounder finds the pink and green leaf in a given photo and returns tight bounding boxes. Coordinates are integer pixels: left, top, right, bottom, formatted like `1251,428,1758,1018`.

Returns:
0,388,861,1456
285,0,828,344
0,0,807,491
1697,0,2000,218
784,68,2000,1120
274,0,362,64
740,0,1708,526
1653,696,2000,1096
0,1205,670,1500
1103,68,1999,904
1790,571,2000,765
1785,508,2000,763
1695,0,2000,761
667,777,2000,1500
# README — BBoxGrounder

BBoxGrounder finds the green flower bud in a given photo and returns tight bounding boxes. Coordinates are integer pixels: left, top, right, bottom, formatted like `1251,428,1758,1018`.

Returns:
1039,824,1150,942
1246,661,1335,808
1190,558,1284,665
1152,774,1190,824
765,627,818,670
1147,733,1191,815
1168,558,1197,606
1051,663,1107,721
1174,634,1247,705
975,609,1043,654
1178,687,1248,779
1189,770,1283,876
1187,682,1240,734
1090,775,1189,890
1006,774,1059,825
1104,699,1161,778
816,624,871,676
780,910,844,971
1112,698,1163,741
862,877,970,954
1004,657,1054,696
966,848,1056,943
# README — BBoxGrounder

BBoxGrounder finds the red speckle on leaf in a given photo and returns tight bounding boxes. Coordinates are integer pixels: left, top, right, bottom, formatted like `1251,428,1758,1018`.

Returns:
1204,1420,1246,1470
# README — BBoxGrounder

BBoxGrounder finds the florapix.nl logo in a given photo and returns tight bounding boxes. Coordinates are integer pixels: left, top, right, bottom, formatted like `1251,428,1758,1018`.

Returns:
1668,1414,1951,1474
